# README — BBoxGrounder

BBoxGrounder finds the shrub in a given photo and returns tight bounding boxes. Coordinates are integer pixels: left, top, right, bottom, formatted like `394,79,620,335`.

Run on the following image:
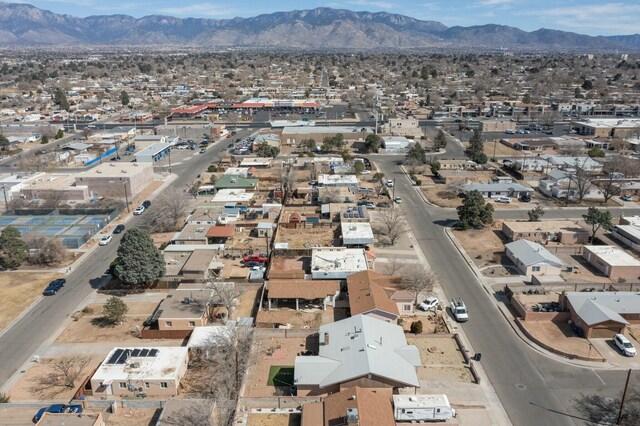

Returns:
410,320,423,334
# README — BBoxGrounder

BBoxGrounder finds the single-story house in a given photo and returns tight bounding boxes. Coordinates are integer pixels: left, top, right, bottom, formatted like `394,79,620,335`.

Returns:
265,279,341,310
347,270,400,322
505,239,564,277
502,220,589,244
560,292,640,338
294,314,421,396
301,386,395,426
214,175,259,190
582,245,640,281
462,182,533,198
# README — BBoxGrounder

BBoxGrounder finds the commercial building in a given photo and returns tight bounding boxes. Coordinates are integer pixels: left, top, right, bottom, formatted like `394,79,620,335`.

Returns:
582,245,640,281
281,126,372,145
20,174,90,203
612,225,640,253
502,220,589,244
90,347,189,397
381,136,415,153
478,119,513,132
75,162,154,198
134,134,166,151
385,117,422,139
311,247,368,279
505,239,564,277
134,143,172,164
572,118,640,138
294,314,421,396
0,172,46,205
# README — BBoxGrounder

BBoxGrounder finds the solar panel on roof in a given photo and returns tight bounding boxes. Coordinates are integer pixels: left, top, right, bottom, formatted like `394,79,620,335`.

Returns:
131,349,141,357
107,349,124,365
140,349,149,357
116,350,129,364
148,349,158,357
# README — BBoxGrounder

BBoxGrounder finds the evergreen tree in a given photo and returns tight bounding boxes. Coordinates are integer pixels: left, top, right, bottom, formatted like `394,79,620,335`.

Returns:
102,296,128,325
53,88,69,111
465,130,487,164
456,190,494,230
434,129,447,150
364,134,381,153
120,90,130,106
112,229,165,287
405,142,427,165
0,226,27,269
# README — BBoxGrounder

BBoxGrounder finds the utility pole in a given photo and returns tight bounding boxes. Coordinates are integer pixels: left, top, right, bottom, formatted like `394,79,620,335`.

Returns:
122,181,130,213
617,369,632,424
392,178,396,200
1,185,8,211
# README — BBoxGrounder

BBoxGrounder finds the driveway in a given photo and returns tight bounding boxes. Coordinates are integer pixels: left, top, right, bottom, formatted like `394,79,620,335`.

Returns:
590,338,640,368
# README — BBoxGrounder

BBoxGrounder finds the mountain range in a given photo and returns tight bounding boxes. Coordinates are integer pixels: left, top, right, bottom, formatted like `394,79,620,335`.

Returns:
0,2,638,51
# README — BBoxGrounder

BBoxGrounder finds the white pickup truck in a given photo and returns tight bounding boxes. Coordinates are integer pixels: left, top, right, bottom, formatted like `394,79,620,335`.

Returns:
450,298,469,322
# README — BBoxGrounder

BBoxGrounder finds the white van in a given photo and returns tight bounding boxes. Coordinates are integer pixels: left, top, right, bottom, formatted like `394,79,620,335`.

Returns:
394,394,456,422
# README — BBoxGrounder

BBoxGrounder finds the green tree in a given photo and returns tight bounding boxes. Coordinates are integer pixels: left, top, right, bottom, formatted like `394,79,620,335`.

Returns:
55,129,64,139
254,143,279,158
587,147,605,158
304,138,317,153
465,130,487,164
405,142,427,165
120,90,129,106
527,206,545,222
410,320,423,334
102,296,128,325
364,134,381,153
456,190,494,230
41,135,49,144
434,129,447,151
112,229,165,287
583,207,613,242
0,135,10,151
53,88,69,111
0,226,27,269
430,161,441,176
582,80,593,90
353,161,365,175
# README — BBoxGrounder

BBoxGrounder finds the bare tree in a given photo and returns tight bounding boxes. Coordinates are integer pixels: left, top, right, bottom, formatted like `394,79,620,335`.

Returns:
31,356,91,397
279,166,296,201
377,207,409,245
402,264,437,304
161,399,215,426
208,282,242,321
384,257,406,277
188,325,254,426
151,188,189,232
598,155,639,203
40,191,68,209
26,237,67,265
574,386,640,426
568,158,596,204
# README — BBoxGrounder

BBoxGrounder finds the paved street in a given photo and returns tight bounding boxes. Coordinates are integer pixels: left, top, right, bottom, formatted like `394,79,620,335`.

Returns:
0,128,253,390
374,155,639,426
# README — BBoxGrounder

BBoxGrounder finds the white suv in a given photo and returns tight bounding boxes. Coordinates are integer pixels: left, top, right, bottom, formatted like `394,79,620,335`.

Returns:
613,334,636,357
418,297,440,312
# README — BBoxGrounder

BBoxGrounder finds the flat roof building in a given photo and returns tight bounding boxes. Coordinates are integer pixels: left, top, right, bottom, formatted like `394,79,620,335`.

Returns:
75,162,154,198
311,247,368,280
582,245,640,281
91,347,189,398
341,222,374,246
318,174,359,188
134,142,172,164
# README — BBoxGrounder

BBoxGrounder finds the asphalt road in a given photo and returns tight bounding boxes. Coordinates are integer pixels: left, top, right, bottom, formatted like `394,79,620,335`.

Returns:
0,128,253,390
374,155,638,425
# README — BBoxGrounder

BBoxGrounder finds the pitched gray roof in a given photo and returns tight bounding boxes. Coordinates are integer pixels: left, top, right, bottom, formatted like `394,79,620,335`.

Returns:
464,183,533,193
566,292,640,325
505,239,564,267
294,314,421,388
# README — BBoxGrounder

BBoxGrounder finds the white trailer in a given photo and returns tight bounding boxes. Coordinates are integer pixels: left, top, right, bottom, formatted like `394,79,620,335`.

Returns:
393,394,456,422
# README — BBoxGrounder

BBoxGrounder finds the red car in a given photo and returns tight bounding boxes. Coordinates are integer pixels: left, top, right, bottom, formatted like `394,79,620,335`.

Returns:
243,253,268,263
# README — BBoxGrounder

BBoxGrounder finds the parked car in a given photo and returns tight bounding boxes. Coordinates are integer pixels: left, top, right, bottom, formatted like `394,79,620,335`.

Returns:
34,404,83,422
614,334,637,357
199,148,206,154
519,195,531,202
142,200,151,208
394,197,402,204
496,196,512,203
113,224,125,234
621,195,633,202
377,201,391,208
418,296,440,312
450,297,469,322
133,206,145,215
99,235,113,246
43,279,66,296
244,261,261,268
243,253,268,264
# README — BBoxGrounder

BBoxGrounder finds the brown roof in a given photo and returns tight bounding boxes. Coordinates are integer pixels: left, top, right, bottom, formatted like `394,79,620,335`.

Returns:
206,225,235,238
322,387,395,426
268,269,306,280
268,279,340,300
301,402,324,426
390,290,414,301
347,270,400,317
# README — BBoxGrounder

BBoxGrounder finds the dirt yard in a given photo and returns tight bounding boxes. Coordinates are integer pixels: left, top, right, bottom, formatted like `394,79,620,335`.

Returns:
243,335,315,398
421,187,463,208
401,314,448,334
9,356,102,401
0,272,63,332
452,223,506,267
247,413,301,426
520,320,604,361
55,301,159,344
103,408,160,425
234,285,262,319
408,335,475,383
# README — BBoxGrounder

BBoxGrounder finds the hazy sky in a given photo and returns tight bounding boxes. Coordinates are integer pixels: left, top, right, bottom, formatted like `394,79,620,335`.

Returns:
11,0,640,36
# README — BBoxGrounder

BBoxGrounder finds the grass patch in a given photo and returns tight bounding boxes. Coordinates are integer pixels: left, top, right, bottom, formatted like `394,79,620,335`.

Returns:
267,365,294,386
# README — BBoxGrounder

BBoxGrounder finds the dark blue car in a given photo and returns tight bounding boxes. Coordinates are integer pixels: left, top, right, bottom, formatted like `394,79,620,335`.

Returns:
43,278,66,296
33,403,82,422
